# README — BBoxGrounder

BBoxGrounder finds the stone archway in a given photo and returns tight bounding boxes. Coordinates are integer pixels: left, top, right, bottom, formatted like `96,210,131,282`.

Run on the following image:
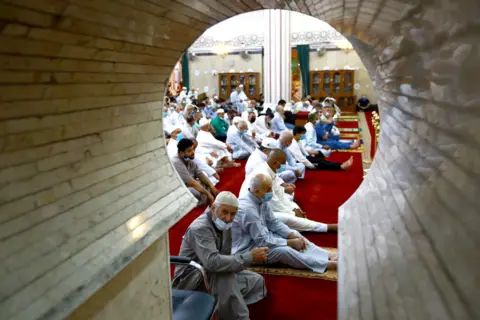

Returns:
0,1,479,319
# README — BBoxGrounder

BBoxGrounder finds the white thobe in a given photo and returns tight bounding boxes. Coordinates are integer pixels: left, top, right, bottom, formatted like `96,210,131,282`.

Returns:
244,149,285,185
253,116,272,139
230,91,248,113
304,122,332,157
240,162,326,232
196,130,232,160
226,126,258,159
183,124,198,139
178,91,191,105
187,90,198,100
193,158,219,185
288,139,315,169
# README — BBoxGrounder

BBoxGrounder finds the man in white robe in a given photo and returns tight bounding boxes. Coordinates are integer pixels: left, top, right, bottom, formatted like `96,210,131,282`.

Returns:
226,120,258,159
304,113,332,157
240,150,337,233
275,131,306,184
187,88,198,101
196,118,240,168
253,112,274,140
232,173,338,273
177,86,191,105
166,126,184,158
192,139,220,185
230,85,248,113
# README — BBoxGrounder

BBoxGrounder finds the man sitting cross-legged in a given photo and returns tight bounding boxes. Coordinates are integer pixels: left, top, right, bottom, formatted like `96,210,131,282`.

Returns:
232,173,338,274
240,149,337,233
226,119,259,159
172,191,267,320
170,138,219,207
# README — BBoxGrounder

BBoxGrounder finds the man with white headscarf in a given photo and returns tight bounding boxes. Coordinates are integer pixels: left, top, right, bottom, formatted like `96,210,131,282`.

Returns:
232,173,338,274
230,85,248,113
196,118,240,168
226,119,258,159
173,191,267,320
240,150,337,233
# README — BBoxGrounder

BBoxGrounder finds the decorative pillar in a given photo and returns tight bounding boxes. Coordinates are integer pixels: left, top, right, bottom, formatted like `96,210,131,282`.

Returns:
263,10,291,104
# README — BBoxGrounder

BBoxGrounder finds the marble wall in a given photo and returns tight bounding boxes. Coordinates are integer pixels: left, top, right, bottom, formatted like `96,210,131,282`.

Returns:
1,0,479,320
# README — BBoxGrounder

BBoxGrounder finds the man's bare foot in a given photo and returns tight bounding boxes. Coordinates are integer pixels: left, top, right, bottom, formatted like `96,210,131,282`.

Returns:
350,138,361,149
328,252,338,261
215,168,224,173
327,261,338,270
340,156,353,171
363,159,372,164
327,224,338,232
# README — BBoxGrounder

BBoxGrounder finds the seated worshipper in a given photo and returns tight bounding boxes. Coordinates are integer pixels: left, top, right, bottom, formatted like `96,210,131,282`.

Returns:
319,102,341,138
290,126,354,171
183,114,199,139
177,86,191,105
225,108,238,125
232,173,338,273
241,103,258,122
304,113,332,157
315,113,361,150
357,95,371,111
230,84,249,113
171,139,219,206
240,150,337,233
226,119,258,159
246,111,261,143
210,108,229,141
253,110,274,140
166,126,184,158
172,191,267,320
276,131,306,183
197,118,240,168
204,101,217,119
192,139,221,186
271,105,291,134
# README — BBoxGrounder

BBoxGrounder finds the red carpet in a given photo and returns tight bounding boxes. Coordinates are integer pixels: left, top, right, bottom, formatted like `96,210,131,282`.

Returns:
168,152,363,320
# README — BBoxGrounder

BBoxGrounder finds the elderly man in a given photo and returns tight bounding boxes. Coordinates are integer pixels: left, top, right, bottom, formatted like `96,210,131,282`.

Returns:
191,139,221,186
304,113,332,157
276,131,306,183
271,105,290,135
177,86,190,105
240,150,337,233
290,126,353,171
211,108,229,142
172,192,267,320
230,84,248,113
226,119,258,159
316,112,361,150
197,118,240,168
232,174,338,273
171,139,219,206
253,110,274,140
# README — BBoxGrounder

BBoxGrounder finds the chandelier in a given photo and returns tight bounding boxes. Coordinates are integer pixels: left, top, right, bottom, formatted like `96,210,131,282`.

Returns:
212,44,232,58
336,39,354,54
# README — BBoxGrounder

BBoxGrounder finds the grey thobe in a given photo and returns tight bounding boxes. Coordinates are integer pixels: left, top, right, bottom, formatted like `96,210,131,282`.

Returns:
170,154,207,206
231,192,329,273
227,127,258,160
172,210,266,320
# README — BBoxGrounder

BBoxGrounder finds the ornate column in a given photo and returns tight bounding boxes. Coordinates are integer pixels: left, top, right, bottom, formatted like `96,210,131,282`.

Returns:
263,9,291,104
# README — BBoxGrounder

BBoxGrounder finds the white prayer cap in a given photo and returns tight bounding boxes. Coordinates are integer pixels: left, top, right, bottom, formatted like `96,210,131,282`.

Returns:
232,116,242,125
261,137,278,149
167,126,182,134
182,87,187,90
217,108,225,114
239,84,244,88
214,191,239,208
214,95,218,99
199,118,210,127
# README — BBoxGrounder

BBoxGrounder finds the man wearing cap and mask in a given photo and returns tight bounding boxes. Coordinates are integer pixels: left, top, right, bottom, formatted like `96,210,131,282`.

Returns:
232,172,338,274
171,138,219,206
226,119,258,160
240,149,337,233
230,85,248,113
172,191,268,320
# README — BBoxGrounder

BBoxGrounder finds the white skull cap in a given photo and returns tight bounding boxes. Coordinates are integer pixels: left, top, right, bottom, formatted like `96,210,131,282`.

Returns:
214,191,239,207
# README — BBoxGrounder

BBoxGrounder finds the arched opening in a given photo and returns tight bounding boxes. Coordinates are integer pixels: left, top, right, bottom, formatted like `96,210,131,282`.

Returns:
0,1,479,320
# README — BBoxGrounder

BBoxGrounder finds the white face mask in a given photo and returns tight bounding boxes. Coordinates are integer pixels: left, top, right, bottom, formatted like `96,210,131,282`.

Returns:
213,208,232,230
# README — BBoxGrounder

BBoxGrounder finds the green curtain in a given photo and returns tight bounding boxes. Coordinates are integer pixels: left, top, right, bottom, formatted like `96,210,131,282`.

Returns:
181,52,189,90
297,45,310,97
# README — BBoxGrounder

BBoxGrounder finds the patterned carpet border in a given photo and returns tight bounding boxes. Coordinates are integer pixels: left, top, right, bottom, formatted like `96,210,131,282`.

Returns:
338,118,359,122
248,248,338,281
339,128,361,132
340,133,361,138
337,147,364,153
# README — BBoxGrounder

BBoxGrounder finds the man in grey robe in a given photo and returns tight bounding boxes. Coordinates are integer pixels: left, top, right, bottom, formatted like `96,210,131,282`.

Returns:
232,174,338,273
172,192,268,320
170,138,219,206
226,119,259,159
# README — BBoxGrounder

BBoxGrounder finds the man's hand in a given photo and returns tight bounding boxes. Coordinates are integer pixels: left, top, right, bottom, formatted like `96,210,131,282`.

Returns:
293,208,306,218
287,238,307,251
210,152,219,158
207,158,213,166
213,173,220,181
206,192,215,206
226,144,234,153
283,184,295,194
287,232,300,239
210,187,219,197
252,130,256,138
251,247,269,263
295,169,302,177
322,145,330,150
268,132,274,138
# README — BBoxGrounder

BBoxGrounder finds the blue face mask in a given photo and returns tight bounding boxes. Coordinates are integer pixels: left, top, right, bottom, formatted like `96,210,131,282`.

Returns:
207,105,212,109
247,108,252,113
176,133,185,141
163,112,168,118
316,120,320,125
169,106,175,111
193,122,199,128
213,210,232,230
300,135,306,140
277,164,286,173
263,192,273,202
183,156,193,161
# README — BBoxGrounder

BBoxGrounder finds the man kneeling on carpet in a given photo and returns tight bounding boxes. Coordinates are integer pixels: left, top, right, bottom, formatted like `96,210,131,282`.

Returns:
172,191,267,320
241,149,337,233
232,173,338,274
171,138,219,207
